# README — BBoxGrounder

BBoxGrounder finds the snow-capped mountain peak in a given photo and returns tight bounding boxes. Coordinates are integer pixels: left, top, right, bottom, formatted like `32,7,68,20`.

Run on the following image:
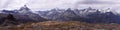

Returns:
19,5,30,11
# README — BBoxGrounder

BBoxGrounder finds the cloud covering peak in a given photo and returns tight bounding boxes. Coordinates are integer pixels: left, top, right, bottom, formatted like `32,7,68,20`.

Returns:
0,0,120,11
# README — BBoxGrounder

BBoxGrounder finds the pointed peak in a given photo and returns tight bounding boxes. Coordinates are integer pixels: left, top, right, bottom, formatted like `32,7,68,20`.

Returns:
68,8,71,9
19,5,30,11
87,7,93,10
66,8,72,11
22,5,27,8
65,8,74,12
22,5,29,9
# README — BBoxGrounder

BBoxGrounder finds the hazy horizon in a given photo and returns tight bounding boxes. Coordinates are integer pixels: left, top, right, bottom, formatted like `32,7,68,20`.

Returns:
0,0,120,12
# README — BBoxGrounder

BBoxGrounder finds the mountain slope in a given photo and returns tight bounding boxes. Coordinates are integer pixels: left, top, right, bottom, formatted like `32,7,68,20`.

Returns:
0,5,48,26
37,7,120,23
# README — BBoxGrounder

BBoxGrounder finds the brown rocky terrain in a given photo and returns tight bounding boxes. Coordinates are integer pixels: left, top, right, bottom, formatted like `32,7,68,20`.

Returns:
0,21,120,30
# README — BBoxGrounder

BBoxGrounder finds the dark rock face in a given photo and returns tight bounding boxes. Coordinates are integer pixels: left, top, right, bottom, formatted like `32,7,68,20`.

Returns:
0,14,19,26
0,12,47,26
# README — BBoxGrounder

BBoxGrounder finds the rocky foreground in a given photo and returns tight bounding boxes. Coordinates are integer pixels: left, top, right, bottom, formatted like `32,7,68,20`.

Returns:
0,21,120,30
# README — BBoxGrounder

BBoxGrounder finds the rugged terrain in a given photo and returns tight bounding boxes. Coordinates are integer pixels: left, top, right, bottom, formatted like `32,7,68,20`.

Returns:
0,21,120,30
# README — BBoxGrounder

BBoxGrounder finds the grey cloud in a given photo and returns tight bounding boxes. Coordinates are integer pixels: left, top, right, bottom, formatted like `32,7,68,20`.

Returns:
77,0,120,4
2,0,12,8
0,0,19,9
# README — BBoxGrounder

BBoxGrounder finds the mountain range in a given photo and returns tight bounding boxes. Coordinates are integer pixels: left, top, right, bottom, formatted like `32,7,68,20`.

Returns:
37,7,120,23
0,5,120,26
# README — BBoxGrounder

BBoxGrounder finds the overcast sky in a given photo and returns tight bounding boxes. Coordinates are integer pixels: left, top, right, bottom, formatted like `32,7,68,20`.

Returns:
0,0,120,12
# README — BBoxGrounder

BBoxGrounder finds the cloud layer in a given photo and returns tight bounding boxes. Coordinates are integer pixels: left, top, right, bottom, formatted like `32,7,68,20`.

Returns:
0,0,120,11
0,0,27,10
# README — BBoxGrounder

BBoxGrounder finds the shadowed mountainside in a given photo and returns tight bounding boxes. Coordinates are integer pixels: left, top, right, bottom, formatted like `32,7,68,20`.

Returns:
0,13,47,26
